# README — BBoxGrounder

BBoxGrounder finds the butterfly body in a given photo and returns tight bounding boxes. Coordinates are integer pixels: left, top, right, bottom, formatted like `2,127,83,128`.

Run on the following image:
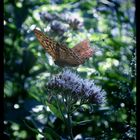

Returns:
34,29,93,67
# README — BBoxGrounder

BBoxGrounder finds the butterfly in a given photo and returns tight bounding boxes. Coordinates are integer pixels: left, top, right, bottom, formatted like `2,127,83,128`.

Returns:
34,28,94,67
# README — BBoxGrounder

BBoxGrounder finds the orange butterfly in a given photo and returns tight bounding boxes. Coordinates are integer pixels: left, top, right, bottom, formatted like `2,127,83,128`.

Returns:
34,29,94,67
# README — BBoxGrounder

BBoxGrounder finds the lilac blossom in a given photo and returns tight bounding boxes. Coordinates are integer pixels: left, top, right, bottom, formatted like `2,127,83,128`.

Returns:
47,70,106,104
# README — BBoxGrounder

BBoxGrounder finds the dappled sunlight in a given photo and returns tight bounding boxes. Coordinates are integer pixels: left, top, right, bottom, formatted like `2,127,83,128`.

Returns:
4,0,136,139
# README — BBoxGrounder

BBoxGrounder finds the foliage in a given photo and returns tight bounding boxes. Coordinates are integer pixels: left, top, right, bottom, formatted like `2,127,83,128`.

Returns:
4,0,136,139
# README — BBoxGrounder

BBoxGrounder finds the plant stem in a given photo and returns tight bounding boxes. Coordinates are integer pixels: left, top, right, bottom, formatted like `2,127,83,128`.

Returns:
67,112,74,140
61,92,74,140
67,95,74,140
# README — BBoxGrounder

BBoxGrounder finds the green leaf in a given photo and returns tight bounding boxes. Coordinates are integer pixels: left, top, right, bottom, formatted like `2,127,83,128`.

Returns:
46,102,64,121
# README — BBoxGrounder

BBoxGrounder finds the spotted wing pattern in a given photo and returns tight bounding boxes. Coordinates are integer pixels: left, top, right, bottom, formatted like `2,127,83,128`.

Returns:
34,29,93,67
34,29,59,60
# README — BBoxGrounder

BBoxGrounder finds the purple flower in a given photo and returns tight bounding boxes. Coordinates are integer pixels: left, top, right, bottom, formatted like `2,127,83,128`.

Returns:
47,70,106,104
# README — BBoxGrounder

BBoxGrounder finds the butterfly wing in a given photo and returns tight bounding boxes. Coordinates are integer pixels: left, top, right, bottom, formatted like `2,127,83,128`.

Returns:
72,39,94,60
55,44,84,66
34,29,83,67
34,29,59,60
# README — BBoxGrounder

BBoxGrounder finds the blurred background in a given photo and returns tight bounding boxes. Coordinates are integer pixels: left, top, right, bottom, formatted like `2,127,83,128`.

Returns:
4,0,136,139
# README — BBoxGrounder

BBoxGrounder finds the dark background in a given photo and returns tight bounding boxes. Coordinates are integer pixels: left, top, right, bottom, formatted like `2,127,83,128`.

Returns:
4,0,136,139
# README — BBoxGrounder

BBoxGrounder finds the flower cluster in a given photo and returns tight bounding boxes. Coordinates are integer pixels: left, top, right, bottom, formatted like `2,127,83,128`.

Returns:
47,70,106,104
39,11,83,32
